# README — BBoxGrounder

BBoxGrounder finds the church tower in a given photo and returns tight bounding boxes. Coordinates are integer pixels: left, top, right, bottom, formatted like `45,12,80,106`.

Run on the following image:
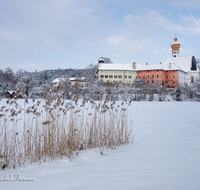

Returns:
171,35,180,57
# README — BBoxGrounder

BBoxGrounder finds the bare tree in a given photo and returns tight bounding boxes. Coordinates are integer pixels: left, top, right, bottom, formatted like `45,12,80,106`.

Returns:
4,67,15,82
196,58,200,66
196,58,200,78
83,64,98,86
101,57,112,63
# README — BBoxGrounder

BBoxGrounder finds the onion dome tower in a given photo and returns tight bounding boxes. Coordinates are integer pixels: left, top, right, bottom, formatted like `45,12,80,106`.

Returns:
171,35,180,57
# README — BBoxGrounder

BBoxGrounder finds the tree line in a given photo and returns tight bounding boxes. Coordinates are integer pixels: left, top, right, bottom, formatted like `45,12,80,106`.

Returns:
0,63,200,102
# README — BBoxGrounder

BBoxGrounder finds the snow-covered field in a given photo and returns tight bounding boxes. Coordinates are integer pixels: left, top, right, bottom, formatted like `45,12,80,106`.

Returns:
0,101,200,190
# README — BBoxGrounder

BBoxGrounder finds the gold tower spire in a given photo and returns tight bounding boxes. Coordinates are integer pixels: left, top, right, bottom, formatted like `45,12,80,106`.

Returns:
171,35,180,57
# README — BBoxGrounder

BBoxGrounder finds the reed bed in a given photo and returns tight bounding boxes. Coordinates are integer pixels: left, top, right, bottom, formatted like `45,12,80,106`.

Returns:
0,91,134,169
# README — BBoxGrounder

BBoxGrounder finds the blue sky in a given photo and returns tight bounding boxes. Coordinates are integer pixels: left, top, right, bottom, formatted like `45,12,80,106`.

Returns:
0,0,200,72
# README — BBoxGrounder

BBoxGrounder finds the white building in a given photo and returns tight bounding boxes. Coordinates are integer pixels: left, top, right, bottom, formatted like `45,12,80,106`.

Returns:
162,56,199,85
52,78,67,86
97,58,137,84
69,77,87,88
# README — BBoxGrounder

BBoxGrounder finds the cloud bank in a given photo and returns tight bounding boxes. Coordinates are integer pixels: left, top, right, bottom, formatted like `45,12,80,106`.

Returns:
0,0,200,72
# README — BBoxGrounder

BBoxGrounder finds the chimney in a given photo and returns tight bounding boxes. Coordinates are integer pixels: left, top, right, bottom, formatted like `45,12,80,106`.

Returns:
160,62,162,64
169,63,171,69
133,62,136,69
145,62,148,65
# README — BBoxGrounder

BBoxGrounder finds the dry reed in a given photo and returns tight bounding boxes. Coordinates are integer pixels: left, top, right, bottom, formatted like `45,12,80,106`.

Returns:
0,90,134,170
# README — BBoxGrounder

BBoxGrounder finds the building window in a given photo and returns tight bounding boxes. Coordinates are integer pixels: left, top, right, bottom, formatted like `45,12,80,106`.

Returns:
125,75,127,78
148,75,149,78
147,80,149,84
113,80,115,82
143,76,145,78
107,80,109,83
109,75,113,78
173,71,175,73
118,75,122,78
157,70,159,72
152,75,154,78
157,75,159,78
173,81,175,84
152,80,154,83
139,76,140,79
191,76,194,83
100,75,104,78
105,75,108,78
148,71,149,73
114,75,117,78
129,81,131,83
173,76,175,78
119,81,121,83
167,76,168,78
128,76,132,78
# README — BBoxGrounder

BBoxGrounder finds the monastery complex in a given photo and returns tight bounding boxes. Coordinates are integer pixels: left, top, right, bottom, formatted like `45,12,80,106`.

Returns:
97,36,200,88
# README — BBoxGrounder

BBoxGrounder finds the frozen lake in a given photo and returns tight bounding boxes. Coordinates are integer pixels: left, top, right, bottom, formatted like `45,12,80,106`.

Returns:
0,101,200,190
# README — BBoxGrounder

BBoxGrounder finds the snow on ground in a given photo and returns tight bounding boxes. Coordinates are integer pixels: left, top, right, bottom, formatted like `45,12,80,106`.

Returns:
0,101,200,190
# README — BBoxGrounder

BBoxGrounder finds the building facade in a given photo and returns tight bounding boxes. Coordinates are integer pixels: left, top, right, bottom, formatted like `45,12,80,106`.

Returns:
96,36,200,87
97,59,137,85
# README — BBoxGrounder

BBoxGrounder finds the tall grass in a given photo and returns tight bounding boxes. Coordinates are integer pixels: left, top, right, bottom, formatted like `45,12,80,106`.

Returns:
0,91,134,169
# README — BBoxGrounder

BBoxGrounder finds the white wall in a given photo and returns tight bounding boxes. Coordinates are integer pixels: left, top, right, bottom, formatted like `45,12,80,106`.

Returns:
98,70,137,84
178,71,187,85
188,71,200,85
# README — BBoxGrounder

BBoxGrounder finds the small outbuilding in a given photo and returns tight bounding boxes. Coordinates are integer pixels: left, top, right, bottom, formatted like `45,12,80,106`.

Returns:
69,77,87,88
6,91,16,98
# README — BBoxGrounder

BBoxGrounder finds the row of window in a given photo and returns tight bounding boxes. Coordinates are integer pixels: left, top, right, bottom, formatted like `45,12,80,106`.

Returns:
147,70,160,73
101,70,176,74
166,76,176,78
145,81,176,84
166,81,176,84
103,79,176,84
106,80,132,83
138,75,176,79
100,75,132,79
138,75,159,79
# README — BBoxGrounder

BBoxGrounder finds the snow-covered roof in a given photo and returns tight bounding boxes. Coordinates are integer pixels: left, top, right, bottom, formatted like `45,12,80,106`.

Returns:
136,63,165,71
52,78,66,83
7,90,16,94
98,56,200,73
98,63,136,71
69,77,86,81
162,56,193,72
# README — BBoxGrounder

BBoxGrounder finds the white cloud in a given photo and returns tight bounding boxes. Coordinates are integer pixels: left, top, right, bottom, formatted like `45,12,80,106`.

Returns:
103,9,200,58
106,33,158,54
123,11,184,33
180,15,200,35
0,0,200,71
169,0,200,9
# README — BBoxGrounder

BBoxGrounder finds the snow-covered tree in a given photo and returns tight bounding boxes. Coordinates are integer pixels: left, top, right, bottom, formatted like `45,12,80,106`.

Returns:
83,64,98,85
101,57,112,63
